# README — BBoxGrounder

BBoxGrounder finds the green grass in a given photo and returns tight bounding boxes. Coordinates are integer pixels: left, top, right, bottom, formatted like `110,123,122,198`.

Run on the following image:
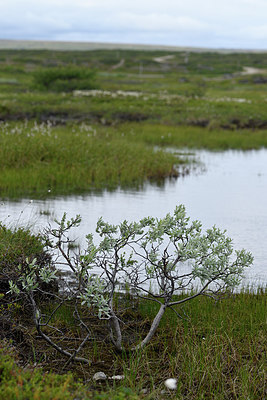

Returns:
1,83,266,128
1,120,267,198
0,121,182,198
115,122,267,150
118,289,267,399
0,48,267,129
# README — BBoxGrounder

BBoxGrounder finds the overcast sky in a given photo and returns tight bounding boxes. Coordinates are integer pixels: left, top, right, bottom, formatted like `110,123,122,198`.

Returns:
1,0,267,49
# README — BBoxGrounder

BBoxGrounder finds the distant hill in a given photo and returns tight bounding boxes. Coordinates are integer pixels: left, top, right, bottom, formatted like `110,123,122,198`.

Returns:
0,39,266,53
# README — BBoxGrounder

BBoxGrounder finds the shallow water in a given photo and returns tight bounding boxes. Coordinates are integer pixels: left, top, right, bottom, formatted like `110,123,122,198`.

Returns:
1,149,266,288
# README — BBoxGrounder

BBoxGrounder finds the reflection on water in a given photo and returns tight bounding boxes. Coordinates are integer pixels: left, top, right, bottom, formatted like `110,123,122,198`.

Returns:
1,149,266,288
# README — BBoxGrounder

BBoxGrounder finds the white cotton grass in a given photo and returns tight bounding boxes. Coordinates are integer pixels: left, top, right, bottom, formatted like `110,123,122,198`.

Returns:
164,378,177,390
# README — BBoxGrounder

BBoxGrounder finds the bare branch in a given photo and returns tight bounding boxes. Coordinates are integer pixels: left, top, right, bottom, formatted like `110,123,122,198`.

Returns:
29,292,91,365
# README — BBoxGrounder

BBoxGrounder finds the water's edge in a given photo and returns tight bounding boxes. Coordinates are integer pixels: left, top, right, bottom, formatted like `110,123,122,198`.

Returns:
1,149,266,288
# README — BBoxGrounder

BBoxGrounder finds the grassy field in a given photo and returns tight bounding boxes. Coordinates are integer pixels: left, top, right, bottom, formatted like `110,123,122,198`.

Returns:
0,46,267,197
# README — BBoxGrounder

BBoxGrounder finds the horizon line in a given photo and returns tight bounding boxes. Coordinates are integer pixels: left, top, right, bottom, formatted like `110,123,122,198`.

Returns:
0,38,267,53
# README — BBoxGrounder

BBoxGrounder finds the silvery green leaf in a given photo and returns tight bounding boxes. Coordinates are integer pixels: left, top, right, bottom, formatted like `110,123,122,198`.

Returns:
8,280,20,295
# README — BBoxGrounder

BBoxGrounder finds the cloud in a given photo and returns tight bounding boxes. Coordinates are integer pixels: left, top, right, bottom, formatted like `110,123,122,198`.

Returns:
114,13,207,32
239,25,267,40
0,0,267,49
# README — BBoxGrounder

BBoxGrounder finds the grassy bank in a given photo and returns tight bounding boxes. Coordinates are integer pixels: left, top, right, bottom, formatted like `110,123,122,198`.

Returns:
0,121,181,198
1,121,267,198
0,224,266,399
0,289,266,399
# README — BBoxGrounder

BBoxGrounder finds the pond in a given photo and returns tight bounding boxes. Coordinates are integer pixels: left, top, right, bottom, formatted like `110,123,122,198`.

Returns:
1,148,266,288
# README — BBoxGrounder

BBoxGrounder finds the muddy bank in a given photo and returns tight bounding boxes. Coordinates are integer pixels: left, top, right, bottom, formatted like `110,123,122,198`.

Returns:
181,117,267,130
0,110,150,125
1,110,267,129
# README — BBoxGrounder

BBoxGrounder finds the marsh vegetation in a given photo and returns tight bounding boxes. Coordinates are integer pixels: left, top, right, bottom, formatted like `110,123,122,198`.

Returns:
0,48,267,197
0,46,266,399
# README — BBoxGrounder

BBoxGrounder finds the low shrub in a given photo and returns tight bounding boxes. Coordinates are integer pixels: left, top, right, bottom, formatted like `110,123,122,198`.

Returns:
0,224,52,294
33,66,96,92
0,340,83,400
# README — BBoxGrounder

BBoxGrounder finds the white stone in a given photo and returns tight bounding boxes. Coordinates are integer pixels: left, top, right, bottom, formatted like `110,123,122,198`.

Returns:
140,389,148,394
93,372,107,381
109,375,125,380
164,378,177,390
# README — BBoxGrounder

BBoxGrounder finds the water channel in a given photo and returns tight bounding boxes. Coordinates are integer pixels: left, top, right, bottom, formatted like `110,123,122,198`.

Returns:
1,148,266,288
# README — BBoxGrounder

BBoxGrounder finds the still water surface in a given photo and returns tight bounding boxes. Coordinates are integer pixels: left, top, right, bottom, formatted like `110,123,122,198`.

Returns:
1,149,266,287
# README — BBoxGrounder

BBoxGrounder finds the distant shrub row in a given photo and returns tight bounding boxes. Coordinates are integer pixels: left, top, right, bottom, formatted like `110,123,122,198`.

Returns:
33,66,97,92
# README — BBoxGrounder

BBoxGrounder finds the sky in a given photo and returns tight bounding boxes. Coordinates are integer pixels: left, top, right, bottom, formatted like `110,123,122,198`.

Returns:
1,0,267,50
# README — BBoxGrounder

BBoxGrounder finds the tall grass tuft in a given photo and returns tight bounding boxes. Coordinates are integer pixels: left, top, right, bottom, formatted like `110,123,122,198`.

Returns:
125,288,266,399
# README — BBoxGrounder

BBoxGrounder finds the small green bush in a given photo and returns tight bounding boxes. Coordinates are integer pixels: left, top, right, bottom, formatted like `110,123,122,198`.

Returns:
33,66,96,92
0,341,82,400
0,224,48,274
